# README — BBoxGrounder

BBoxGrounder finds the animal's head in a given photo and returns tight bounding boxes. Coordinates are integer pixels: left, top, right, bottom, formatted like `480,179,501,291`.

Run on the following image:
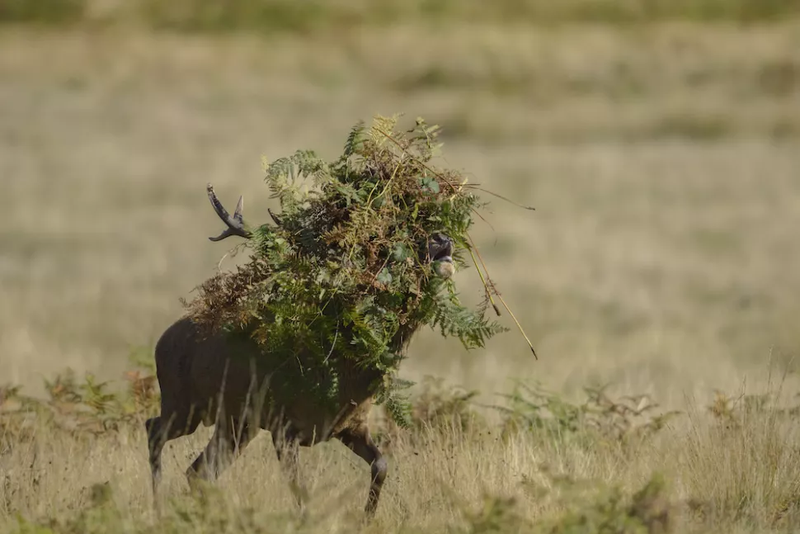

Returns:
207,184,457,279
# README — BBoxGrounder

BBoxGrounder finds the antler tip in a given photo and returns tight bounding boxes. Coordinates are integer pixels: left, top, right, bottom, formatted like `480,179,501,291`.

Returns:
234,195,244,218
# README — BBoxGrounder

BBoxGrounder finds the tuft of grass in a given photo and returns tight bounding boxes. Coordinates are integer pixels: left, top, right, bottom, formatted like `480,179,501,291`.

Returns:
136,0,332,34
680,387,800,529
0,0,84,24
646,112,733,141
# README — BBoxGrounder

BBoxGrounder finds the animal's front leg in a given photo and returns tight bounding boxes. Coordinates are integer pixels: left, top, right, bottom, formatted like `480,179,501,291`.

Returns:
187,420,254,484
271,428,308,511
337,426,387,516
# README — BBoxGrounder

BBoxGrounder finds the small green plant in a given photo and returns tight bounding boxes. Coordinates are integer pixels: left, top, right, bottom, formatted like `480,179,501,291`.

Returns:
0,360,159,440
707,388,800,429
496,382,680,445
452,471,673,534
410,376,482,432
137,0,330,33
464,494,530,534
376,375,483,448
537,473,673,534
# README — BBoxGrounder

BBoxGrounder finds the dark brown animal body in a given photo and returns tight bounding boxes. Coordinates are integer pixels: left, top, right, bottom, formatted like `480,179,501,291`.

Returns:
145,184,454,516
145,316,388,513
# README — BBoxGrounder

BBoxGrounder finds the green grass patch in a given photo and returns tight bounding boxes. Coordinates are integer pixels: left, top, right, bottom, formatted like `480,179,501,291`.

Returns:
0,0,84,24
3,0,800,29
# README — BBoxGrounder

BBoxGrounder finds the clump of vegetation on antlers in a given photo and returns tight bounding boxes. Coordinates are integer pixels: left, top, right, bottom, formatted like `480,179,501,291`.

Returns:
182,115,514,422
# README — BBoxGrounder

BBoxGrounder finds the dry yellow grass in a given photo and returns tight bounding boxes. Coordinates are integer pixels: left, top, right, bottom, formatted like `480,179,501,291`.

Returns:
3,385,800,533
1,20,800,533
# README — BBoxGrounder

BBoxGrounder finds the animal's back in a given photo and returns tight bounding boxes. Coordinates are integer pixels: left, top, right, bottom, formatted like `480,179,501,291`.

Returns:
154,316,384,441
154,317,270,428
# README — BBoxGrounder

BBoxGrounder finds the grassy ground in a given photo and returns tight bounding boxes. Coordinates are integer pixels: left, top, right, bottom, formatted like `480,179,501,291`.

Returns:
2,375,799,533
1,16,800,533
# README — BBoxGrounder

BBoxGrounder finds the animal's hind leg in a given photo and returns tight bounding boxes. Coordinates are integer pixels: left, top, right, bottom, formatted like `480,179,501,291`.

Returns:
187,419,255,484
145,417,165,497
337,426,387,516
146,411,202,500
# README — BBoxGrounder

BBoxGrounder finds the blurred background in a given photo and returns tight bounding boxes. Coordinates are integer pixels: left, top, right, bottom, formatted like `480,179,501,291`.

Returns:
2,0,799,408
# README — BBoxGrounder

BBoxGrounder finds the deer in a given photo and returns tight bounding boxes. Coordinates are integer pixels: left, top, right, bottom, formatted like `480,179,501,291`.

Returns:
145,184,456,517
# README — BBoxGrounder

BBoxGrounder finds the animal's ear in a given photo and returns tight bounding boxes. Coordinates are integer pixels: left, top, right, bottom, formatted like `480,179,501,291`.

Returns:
207,183,252,242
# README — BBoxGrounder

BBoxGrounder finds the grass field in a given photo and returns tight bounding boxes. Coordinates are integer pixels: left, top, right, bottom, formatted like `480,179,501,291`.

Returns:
1,12,800,533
